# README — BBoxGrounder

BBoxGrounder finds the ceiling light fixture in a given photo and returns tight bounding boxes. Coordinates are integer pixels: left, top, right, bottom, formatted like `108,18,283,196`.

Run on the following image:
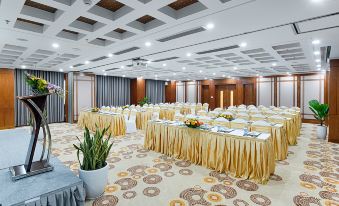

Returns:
147,60,152,64
228,75,231,78
163,63,167,67
199,70,202,73
21,65,26,69
204,77,207,80
256,74,259,76
316,64,321,68
69,66,73,69
312,39,320,45
213,73,216,75
121,65,124,68
222,74,226,77
59,68,63,72
52,43,59,48
107,53,113,57
186,53,192,57
173,73,176,75
166,79,169,81
272,62,277,66
315,59,321,63
287,72,291,76
104,73,107,76
313,51,320,55
182,67,186,70
239,42,247,47
122,75,126,77
145,41,152,47
233,67,237,70
205,23,215,30
84,60,90,64
102,70,105,72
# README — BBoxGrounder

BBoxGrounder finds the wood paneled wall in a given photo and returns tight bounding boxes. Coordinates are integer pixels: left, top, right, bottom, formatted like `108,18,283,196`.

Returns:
130,78,146,105
165,80,176,103
328,59,339,143
0,69,15,129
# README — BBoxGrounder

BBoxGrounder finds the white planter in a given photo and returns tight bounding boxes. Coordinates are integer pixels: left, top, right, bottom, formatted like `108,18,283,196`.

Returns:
79,163,109,199
316,125,327,140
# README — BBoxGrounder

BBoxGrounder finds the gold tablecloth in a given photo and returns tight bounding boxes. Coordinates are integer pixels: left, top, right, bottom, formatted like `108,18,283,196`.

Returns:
250,125,288,160
159,109,175,121
268,117,297,146
145,122,275,184
180,107,191,115
78,111,126,136
136,111,152,130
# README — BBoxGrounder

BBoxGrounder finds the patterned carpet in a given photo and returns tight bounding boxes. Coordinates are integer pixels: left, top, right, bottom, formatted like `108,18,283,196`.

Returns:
48,123,339,206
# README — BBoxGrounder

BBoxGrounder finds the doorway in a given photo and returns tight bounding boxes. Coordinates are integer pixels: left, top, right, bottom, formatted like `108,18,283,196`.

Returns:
201,85,210,104
243,84,255,105
216,85,236,108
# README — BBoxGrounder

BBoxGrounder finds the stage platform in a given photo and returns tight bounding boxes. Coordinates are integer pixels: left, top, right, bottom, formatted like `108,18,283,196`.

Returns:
0,127,85,206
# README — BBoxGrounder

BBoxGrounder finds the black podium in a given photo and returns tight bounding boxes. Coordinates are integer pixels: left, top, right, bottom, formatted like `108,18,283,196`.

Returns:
9,94,53,181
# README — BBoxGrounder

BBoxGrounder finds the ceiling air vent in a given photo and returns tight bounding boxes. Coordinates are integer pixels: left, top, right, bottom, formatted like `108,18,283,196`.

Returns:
152,57,179,62
157,27,206,42
196,45,239,55
73,63,84,67
114,47,140,55
91,56,108,62
105,68,120,71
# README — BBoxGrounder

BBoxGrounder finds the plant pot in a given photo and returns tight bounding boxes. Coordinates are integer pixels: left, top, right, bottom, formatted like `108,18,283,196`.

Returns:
79,163,109,199
316,125,327,140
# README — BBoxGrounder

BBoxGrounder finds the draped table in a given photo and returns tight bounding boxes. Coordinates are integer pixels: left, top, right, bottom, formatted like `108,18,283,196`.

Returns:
145,121,275,184
159,109,175,121
136,111,152,130
77,111,126,136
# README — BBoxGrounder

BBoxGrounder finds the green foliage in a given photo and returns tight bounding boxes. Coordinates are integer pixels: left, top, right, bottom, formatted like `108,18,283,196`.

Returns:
138,96,150,106
73,126,113,171
25,74,48,94
308,100,329,126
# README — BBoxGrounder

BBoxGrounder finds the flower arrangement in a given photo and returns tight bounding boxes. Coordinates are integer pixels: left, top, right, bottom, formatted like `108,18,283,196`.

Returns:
25,72,64,96
184,118,203,128
217,114,234,121
122,105,129,110
91,107,99,112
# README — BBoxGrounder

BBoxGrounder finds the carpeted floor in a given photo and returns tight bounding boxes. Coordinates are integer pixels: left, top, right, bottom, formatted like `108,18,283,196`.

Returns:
47,123,339,206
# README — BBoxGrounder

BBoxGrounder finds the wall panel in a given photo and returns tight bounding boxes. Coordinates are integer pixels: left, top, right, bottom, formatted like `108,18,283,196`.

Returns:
176,82,185,102
73,74,95,121
277,76,297,107
0,69,14,129
257,77,274,107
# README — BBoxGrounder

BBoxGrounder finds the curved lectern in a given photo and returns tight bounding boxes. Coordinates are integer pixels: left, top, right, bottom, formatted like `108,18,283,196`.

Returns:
10,94,53,181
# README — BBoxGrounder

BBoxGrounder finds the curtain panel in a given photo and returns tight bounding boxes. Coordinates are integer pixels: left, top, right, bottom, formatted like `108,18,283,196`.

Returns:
146,80,165,104
14,69,65,126
96,75,131,107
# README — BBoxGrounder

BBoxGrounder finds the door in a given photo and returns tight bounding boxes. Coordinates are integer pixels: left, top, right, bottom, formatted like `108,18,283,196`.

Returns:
216,85,236,108
243,84,255,105
201,85,210,104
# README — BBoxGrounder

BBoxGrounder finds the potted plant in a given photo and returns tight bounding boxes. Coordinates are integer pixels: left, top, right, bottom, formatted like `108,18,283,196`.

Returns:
309,100,329,139
73,126,113,199
138,97,150,106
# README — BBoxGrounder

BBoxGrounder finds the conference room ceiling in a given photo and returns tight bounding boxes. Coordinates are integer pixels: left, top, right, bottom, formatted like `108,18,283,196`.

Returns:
0,0,339,80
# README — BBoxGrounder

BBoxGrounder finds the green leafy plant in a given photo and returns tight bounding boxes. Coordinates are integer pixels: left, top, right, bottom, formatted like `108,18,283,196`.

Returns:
73,126,113,171
308,100,329,126
138,96,150,106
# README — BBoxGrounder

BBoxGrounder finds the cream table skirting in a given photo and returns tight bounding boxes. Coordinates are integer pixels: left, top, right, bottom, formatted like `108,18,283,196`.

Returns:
144,122,275,184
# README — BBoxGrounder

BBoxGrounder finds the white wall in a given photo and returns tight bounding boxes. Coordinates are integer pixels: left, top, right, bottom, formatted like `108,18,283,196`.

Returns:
176,81,185,102
277,76,297,107
257,77,274,107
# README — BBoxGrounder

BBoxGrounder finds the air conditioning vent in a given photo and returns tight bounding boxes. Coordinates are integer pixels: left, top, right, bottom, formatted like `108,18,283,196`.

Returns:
196,45,239,55
157,27,206,42
152,57,179,62
114,47,140,55
91,56,108,62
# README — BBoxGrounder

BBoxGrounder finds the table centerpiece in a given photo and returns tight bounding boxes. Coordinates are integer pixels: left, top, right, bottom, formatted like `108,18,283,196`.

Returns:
184,118,203,128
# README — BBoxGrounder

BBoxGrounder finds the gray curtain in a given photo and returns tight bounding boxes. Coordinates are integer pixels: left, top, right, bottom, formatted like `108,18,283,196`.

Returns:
14,69,65,126
146,80,165,104
96,75,130,107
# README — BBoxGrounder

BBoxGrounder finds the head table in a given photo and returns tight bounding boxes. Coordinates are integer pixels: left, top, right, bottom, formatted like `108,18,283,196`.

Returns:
144,121,275,184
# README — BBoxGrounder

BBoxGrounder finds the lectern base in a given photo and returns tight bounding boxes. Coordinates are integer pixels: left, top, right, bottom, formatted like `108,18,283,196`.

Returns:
9,160,53,181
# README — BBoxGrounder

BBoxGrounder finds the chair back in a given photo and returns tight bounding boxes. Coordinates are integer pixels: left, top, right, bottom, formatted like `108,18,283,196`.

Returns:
197,110,207,116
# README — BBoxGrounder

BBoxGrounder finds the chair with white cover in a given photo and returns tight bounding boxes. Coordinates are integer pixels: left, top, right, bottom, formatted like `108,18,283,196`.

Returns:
238,104,246,109
151,111,160,120
185,114,196,119
280,106,288,110
122,109,130,120
230,118,248,129
110,106,116,113
236,112,250,120
214,107,223,112
116,107,123,114
190,105,196,115
247,105,256,110
202,103,209,112
174,113,184,122
136,105,141,110
125,109,137,133
250,113,267,121
208,111,219,118
143,103,149,107
213,117,230,127
197,110,207,116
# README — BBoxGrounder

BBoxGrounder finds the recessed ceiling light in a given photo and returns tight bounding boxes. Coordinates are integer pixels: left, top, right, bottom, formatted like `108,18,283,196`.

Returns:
104,73,107,76
228,75,231,78
239,42,247,47
317,68,321,71
233,67,237,70
272,62,277,66
173,73,176,75
166,79,169,81
205,23,215,30
147,60,152,64
312,39,320,45
52,43,59,48
121,65,124,68
107,53,113,57
316,64,321,68
122,75,126,77
204,77,207,80
199,70,202,73
256,74,259,76
182,67,186,70
102,70,105,72
59,68,63,72
163,63,167,67
315,59,321,63
213,72,216,75
155,74,158,77
21,65,26,69
313,51,320,55
69,66,73,69
84,60,90,64
222,74,226,77
287,72,291,75
145,41,152,47
186,53,192,57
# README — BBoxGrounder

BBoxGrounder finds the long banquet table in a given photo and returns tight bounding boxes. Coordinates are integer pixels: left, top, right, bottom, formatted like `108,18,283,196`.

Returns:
144,121,275,184
78,111,126,136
